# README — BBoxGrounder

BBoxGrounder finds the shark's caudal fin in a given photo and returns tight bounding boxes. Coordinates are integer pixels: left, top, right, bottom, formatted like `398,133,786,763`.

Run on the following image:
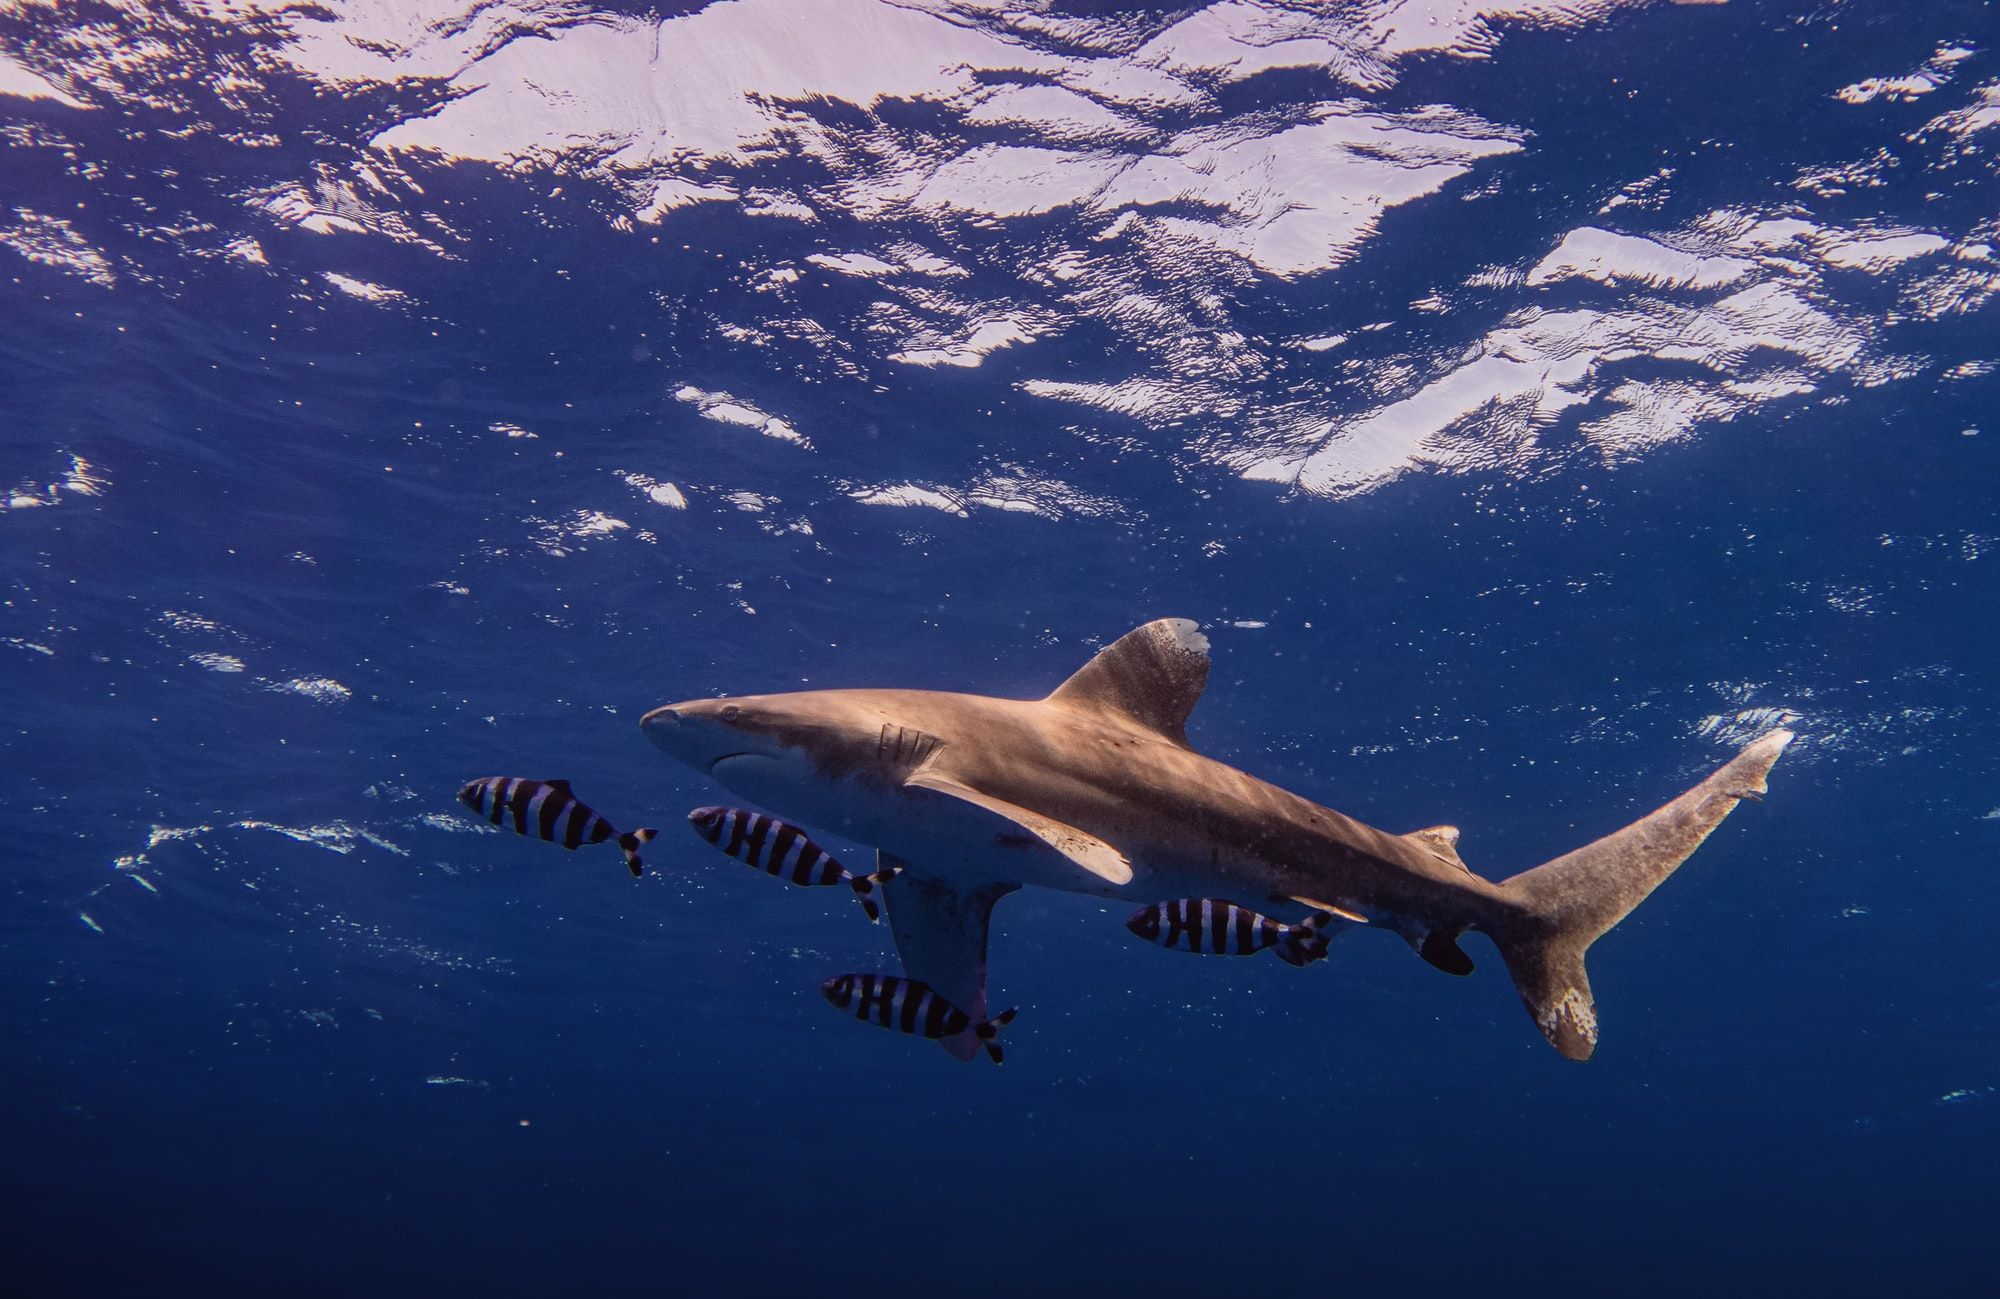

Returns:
616,828,657,877
1490,730,1794,1062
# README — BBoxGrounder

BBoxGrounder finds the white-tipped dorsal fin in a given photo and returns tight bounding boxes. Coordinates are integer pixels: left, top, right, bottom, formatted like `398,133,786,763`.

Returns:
1406,825,1468,871
905,769,1134,886
1045,618,1209,746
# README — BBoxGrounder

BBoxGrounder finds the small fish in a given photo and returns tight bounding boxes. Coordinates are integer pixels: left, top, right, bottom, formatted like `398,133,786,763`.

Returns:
821,973,1016,1064
687,806,901,921
1125,898,1337,967
457,777,657,877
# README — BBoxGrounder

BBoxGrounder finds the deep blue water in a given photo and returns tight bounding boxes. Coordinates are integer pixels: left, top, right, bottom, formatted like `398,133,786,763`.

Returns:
4,1,1998,1293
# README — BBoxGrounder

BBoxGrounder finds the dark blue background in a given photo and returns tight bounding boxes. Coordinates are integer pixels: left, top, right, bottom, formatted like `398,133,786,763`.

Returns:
4,1,1996,1294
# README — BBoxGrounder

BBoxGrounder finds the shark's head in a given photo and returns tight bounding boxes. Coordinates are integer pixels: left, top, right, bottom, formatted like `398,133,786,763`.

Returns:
642,693,871,774
642,690,930,831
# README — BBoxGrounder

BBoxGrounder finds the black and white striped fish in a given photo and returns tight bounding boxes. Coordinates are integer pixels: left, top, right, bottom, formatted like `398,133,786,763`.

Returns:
687,806,901,922
1125,898,1337,967
821,973,1016,1065
457,777,657,877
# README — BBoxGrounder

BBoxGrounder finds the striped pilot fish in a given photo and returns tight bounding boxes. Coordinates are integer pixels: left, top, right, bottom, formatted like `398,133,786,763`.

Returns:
457,777,658,877
821,973,1017,1065
687,806,901,922
1125,898,1340,967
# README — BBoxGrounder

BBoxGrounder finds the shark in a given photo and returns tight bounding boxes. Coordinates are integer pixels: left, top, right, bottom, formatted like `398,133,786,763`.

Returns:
642,618,1792,1061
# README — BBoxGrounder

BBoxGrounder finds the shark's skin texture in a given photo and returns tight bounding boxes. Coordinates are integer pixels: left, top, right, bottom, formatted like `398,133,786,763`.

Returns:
643,619,1791,1061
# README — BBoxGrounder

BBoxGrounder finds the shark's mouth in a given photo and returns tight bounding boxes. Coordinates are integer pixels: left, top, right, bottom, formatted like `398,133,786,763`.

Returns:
709,752,774,773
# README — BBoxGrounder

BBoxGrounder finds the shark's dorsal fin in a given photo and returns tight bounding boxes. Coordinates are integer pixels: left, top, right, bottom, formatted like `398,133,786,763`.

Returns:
1407,825,1467,870
905,769,1134,886
1045,618,1210,746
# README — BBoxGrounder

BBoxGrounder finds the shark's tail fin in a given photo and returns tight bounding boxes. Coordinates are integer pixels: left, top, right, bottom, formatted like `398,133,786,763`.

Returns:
973,1008,1017,1065
616,828,658,878
1489,730,1793,1061
849,866,902,923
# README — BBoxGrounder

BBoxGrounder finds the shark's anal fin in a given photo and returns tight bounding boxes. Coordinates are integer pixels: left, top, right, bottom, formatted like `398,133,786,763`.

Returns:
880,859,1019,1062
1046,618,1210,747
904,769,1134,886
1418,930,1476,976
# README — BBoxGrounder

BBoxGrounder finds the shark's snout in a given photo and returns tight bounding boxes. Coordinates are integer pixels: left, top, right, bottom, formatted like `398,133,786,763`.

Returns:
642,697,772,774
641,702,706,768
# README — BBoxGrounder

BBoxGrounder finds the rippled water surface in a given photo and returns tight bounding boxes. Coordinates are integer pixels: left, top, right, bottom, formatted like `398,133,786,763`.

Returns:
4,0,1997,1293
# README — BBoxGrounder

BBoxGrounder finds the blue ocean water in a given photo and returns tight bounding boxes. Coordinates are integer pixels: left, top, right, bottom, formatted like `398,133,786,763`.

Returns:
3,0,1997,1292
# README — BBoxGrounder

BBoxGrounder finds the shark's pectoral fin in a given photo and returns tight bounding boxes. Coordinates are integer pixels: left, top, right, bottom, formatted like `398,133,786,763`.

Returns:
880,859,1019,1062
904,770,1134,886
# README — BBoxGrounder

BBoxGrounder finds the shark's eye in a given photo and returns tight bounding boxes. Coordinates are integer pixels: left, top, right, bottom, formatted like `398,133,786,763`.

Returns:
720,704,741,722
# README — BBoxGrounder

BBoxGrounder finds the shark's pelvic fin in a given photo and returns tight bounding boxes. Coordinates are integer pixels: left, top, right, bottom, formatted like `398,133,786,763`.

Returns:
1406,824,1469,872
905,768,1135,886
1046,618,1210,747
880,860,1019,1062
1289,896,1369,925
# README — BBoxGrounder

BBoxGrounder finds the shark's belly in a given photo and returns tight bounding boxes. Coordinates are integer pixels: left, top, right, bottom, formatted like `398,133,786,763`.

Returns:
876,780,1314,906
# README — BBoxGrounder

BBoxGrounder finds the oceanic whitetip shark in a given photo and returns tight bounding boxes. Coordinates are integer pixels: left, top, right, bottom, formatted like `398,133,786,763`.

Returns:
642,619,1791,1061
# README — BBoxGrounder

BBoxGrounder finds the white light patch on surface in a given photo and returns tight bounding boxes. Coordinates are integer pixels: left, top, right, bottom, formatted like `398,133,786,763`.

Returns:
849,483,970,516
620,472,689,509
1,210,116,286
1527,227,1754,291
3,454,108,512
1815,230,1951,273
0,51,91,108
807,252,901,278
368,0,1070,170
268,677,354,704
322,271,409,303
674,385,808,446
1916,80,2000,138
890,316,1041,368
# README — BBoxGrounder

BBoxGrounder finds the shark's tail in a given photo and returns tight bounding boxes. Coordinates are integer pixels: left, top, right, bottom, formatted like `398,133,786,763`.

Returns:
1487,730,1793,1061
848,866,902,923
616,828,658,878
